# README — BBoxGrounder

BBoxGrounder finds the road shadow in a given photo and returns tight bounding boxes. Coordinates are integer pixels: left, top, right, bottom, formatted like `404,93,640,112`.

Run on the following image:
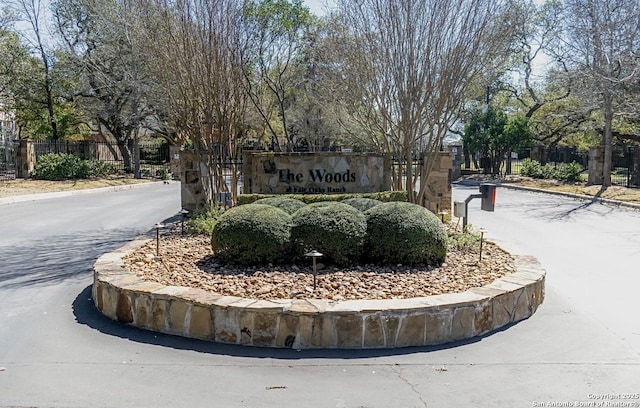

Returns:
0,215,182,289
544,185,613,221
0,229,140,289
524,185,618,222
72,284,523,360
461,184,617,222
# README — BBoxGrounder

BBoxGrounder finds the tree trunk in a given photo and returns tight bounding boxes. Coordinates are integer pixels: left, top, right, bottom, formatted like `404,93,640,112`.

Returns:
463,145,471,169
117,140,134,173
602,89,613,187
404,144,415,203
133,131,141,179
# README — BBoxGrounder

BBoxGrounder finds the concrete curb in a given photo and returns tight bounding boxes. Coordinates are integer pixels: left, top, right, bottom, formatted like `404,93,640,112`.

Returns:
0,181,174,206
454,179,640,211
498,183,640,211
93,239,546,350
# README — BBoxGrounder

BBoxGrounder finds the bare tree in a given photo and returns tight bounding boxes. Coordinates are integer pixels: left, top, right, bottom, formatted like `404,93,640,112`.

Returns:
241,0,313,152
562,0,640,187
147,0,247,206
315,15,389,154
325,0,514,203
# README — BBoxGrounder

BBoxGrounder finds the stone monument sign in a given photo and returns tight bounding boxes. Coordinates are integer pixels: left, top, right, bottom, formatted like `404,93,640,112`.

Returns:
242,152,391,194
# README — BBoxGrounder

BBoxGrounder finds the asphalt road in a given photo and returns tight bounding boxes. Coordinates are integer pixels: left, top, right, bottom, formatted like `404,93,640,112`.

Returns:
0,183,638,408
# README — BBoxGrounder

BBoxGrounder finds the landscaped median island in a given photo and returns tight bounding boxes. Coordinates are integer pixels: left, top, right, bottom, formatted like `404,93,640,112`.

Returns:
92,197,545,349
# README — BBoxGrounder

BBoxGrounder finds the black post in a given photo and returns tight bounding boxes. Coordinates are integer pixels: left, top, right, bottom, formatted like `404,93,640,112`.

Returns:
628,146,632,188
180,209,189,235
155,223,164,256
156,226,160,256
312,257,317,291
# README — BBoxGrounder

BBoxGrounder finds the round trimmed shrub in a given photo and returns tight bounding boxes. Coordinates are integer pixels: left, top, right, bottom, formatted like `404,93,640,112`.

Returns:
291,202,367,266
211,204,292,265
341,197,383,212
254,197,306,215
364,202,447,265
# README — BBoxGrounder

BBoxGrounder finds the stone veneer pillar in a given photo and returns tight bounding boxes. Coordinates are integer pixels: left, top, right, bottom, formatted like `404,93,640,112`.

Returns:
449,145,463,181
631,148,640,187
421,152,453,215
15,140,35,179
588,146,604,185
530,145,546,164
169,146,181,176
180,151,210,213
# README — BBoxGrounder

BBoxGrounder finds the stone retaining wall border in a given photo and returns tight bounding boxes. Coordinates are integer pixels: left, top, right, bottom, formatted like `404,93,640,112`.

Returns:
92,239,545,349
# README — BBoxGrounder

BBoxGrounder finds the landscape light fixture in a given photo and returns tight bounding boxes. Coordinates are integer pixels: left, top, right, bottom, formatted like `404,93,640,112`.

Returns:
479,228,486,262
305,250,323,291
155,223,164,256
438,210,448,223
179,209,189,235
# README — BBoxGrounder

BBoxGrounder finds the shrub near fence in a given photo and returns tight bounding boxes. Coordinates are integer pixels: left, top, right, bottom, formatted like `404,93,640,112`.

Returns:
31,140,170,177
33,153,117,180
463,146,590,177
520,158,584,182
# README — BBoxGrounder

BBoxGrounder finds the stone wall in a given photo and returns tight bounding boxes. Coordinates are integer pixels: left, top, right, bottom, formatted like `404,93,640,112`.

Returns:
93,239,546,350
180,151,453,213
243,152,391,194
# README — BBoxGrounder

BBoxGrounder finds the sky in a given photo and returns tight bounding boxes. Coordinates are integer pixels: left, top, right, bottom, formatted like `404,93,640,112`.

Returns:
302,0,550,78
303,0,335,16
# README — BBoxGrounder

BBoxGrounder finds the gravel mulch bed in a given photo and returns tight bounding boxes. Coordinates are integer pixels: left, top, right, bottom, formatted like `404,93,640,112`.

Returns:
124,225,515,301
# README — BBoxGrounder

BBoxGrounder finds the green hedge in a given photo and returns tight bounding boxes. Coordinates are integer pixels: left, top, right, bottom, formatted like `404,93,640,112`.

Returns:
520,158,584,182
290,202,367,266
254,197,306,215
211,204,292,265
340,197,383,212
209,193,448,267
186,208,224,236
34,153,117,180
364,202,447,265
237,190,407,205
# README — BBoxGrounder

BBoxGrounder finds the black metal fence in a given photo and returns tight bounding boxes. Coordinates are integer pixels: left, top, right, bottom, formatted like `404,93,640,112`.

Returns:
507,146,589,176
32,140,171,177
460,145,640,188
611,146,640,188
0,141,16,181
530,146,589,167
462,146,590,177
